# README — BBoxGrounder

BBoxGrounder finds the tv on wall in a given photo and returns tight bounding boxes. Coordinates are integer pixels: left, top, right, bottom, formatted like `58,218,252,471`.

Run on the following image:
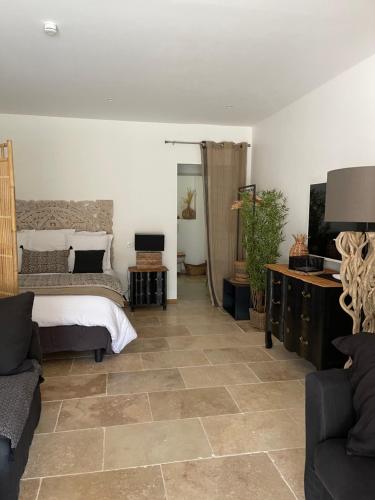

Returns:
308,183,375,261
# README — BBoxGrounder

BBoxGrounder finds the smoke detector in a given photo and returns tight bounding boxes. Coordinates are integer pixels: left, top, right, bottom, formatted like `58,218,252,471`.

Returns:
44,21,58,36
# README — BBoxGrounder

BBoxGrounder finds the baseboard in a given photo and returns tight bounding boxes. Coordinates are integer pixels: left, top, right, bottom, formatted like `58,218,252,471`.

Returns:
167,299,178,304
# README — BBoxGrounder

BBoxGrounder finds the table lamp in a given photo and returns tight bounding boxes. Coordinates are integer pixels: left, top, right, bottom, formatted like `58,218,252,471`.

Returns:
325,166,375,333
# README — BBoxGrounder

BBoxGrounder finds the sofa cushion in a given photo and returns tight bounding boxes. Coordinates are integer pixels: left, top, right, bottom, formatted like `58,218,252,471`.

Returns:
315,438,375,500
333,333,375,457
0,292,35,375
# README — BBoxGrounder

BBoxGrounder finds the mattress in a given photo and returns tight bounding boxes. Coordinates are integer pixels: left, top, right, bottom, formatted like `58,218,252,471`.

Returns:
19,273,137,353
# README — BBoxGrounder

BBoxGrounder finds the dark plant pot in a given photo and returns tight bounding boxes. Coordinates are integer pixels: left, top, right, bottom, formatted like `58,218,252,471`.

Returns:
249,308,266,330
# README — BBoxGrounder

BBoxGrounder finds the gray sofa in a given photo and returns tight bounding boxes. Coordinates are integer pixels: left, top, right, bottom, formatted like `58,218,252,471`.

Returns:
305,369,375,500
0,323,42,500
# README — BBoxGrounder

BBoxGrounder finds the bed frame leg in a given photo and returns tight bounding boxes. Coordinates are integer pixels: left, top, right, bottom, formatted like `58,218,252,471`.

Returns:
94,349,105,363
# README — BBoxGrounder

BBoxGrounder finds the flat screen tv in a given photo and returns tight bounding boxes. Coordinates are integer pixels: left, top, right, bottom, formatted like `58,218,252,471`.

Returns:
308,183,375,261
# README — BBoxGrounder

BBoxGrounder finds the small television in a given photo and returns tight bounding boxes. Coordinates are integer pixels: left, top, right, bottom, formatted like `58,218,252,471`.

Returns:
308,183,375,261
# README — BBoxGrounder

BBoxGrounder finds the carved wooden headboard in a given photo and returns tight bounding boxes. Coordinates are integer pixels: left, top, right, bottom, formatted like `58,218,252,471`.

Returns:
16,200,113,233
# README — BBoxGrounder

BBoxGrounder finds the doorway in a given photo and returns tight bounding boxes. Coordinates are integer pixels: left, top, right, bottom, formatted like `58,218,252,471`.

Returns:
177,164,208,300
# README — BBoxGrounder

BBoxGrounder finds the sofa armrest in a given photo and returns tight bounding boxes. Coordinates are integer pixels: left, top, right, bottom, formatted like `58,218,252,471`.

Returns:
305,369,354,463
27,322,42,365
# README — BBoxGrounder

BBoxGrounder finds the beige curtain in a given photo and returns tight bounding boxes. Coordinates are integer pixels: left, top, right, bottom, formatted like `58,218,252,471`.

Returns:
201,141,247,306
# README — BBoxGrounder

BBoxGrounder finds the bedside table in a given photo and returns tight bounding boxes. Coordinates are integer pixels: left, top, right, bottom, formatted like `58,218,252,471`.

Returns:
129,266,168,311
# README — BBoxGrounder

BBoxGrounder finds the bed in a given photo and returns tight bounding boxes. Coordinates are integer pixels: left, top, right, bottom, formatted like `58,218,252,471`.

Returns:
16,200,137,361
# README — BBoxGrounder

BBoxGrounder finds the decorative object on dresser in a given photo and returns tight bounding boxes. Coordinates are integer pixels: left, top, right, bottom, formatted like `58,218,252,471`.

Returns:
240,189,288,329
325,166,375,334
289,233,308,257
129,266,168,311
265,264,352,369
0,140,18,298
223,278,250,321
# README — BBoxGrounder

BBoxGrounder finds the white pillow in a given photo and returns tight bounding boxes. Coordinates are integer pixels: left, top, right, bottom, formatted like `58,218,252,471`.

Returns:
16,230,35,272
76,231,107,236
68,234,112,272
27,229,75,251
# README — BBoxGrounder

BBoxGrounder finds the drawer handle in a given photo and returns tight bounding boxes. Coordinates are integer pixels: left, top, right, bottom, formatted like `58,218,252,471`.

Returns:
299,336,309,346
288,284,292,291
271,319,280,326
300,314,310,322
302,291,311,299
272,279,281,285
272,299,281,305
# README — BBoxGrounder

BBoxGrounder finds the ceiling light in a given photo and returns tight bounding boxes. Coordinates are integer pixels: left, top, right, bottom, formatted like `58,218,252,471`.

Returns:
104,97,113,102
224,104,233,109
44,21,58,36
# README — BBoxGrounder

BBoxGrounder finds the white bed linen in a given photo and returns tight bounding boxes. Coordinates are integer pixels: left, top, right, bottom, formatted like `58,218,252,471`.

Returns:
32,295,137,353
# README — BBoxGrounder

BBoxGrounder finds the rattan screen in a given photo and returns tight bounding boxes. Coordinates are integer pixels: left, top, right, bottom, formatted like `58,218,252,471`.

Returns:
0,140,18,297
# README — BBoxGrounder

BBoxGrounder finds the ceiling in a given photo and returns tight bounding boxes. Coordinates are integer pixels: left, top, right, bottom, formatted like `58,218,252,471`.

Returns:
1,0,375,125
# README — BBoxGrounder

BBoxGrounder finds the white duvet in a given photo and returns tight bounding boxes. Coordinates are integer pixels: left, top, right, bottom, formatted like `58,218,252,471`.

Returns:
32,295,137,353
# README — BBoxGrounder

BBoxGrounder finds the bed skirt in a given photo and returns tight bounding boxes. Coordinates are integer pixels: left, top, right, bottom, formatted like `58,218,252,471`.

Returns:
39,325,113,360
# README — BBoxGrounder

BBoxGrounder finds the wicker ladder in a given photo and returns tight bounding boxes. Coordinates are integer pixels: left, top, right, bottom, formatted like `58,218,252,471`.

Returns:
0,140,18,297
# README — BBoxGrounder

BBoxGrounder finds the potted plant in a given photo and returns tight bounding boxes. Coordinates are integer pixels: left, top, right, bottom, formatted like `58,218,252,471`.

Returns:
240,189,288,329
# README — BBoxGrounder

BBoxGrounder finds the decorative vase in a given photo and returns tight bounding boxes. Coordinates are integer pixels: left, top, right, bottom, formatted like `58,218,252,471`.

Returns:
289,233,308,257
182,204,196,220
233,260,248,283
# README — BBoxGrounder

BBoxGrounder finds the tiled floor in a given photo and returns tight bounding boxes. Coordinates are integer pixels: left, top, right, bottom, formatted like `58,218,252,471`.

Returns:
21,276,313,499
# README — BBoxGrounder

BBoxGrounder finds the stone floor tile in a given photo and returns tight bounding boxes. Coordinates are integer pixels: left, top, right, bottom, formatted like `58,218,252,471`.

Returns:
104,419,211,469
56,394,152,431
108,368,185,395
42,359,73,377
180,363,258,388
19,479,40,500
227,380,305,412
137,325,191,338
187,323,241,336
41,374,106,401
248,359,314,382
38,466,166,500
122,338,170,353
205,346,272,364
70,353,143,374
202,410,304,455
141,350,209,369
36,401,61,434
149,386,239,420
24,428,103,478
162,453,295,500
269,448,306,500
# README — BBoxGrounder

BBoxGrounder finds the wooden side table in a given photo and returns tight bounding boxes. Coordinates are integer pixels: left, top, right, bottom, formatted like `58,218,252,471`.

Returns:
129,266,168,311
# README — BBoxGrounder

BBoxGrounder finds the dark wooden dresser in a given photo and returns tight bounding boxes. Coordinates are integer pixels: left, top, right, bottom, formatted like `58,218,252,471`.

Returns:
265,264,352,370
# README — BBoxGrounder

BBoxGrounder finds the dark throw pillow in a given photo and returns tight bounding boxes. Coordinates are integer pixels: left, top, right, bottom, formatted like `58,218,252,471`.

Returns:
333,333,375,457
0,292,35,375
21,248,69,274
73,250,105,273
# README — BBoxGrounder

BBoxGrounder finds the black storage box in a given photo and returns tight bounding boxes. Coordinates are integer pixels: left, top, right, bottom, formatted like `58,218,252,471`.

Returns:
288,255,324,273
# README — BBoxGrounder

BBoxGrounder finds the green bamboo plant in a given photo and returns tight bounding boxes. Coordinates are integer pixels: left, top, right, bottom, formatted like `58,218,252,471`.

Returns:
241,190,288,313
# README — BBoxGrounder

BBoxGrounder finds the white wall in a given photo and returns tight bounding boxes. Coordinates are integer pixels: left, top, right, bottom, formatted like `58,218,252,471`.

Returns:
252,54,375,263
0,114,251,298
177,174,206,265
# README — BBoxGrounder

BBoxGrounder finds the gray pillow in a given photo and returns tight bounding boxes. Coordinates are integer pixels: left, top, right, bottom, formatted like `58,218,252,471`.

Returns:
21,249,69,274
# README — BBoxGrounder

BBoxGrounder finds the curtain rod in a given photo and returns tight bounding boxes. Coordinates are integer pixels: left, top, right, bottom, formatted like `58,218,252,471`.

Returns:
165,140,251,147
